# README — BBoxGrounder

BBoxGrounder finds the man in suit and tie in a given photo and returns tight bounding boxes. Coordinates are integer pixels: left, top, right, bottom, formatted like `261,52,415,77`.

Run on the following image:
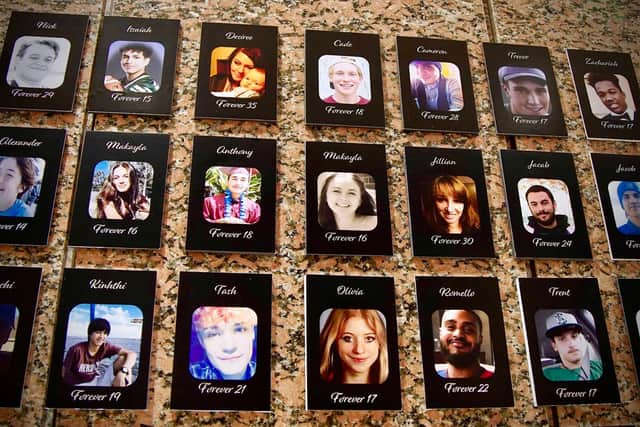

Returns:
586,72,636,122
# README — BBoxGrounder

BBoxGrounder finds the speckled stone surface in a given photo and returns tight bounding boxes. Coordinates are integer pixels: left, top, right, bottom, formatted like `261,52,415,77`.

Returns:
0,0,638,425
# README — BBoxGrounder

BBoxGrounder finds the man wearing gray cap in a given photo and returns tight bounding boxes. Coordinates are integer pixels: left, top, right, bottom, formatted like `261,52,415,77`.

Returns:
542,311,602,381
499,66,550,116
411,61,463,112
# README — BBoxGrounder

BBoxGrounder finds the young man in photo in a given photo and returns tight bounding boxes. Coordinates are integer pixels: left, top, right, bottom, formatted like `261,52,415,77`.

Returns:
411,61,463,112
499,66,550,116
104,43,159,94
435,309,494,379
586,72,637,122
542,312,603,381
616,181,640,235
62,317,137,387
8,39,60,89
524,184,571,235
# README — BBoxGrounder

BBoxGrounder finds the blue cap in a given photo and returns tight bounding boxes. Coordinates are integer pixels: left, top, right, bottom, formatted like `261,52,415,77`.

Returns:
617,181,640,205
499,66,546,83
415,61,442,72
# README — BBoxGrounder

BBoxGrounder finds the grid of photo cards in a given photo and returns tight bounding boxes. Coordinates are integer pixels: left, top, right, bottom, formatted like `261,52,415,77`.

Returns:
500,149,591,259
617,279,640,388
0,266,41,408
0,126,65,246
590,153,640,260
306,141,392,256
186,136,276,253
305,30,385,128
405,146,494,258
170,272,272,411
396,36,478,133
415,276,513,408
68,131,169,249
483,43,567,137
87,16,180,116
195,23,278,122
305,274,401,410
45,268,156,409
567,49,640,141
0,11,89,112
517,278,619,407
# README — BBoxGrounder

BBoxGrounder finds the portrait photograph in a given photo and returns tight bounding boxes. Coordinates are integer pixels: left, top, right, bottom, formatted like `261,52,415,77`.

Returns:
498,66,551,116
608,180,640,236
567,49,640,141
171,272,272,411
189,306,257,381
6,36,70,89
305,30,385,128
317,171,377,232
534,309,602,382
0,266,41,408
584,73,636,120
195,23,277,122
0,156,45,218
209,47,266,99
409,60,463,112
318,308,387,385
416,276,513,408
104,41,164,94
518,277,618,406
87,16,179,116
431,309,494,380
186,137,276,253
517,178,575,236
0,304,18,377
0,12,89,112
419,175,480,235
88,160,153,221
305,275,401,410
483,43,567,137
62,303,143,388
318,55,371,105
46,268,155,409
68,131,169,249
202,166,261,225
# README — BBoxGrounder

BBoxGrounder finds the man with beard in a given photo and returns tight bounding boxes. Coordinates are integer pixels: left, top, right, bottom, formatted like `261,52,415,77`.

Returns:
525,185,571,235
436,309,494,379
542,312,603,381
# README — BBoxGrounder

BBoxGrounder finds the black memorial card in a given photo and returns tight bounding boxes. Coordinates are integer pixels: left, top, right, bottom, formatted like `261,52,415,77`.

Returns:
305,30,385,128
590,153,640,260
499,149,591,259
0,126,65,246
483,43,567,137
68,131,169,249
405,147,494,258
306,141,392,256
305,274,401,410
415,276,513,408
186,136,276,253
517,278,619,407
0,266,41,408
396,36,478,133
617,279,640,387
567,49,640,141
195,23,277,122
170,272,272,411
0,11,89,112
46,268,156,409
87,16,180,116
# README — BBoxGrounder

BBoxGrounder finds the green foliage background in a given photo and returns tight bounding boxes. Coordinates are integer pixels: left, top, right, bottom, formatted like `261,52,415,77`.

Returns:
204,167,262,203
